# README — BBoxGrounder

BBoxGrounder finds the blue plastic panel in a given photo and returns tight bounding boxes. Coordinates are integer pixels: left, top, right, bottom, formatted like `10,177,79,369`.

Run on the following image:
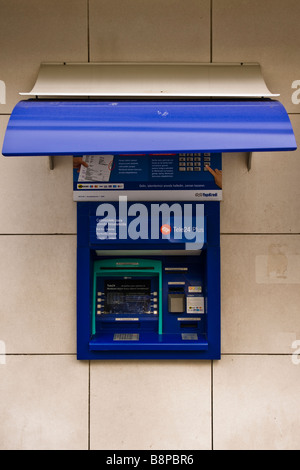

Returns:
2,99,297,156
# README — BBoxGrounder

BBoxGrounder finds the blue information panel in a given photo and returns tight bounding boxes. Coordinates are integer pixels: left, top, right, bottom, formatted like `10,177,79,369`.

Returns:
73,152,222,201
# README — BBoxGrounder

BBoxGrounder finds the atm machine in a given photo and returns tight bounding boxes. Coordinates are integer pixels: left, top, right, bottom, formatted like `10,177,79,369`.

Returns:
76,153,222,359
2,63,297,360
75,145,222,358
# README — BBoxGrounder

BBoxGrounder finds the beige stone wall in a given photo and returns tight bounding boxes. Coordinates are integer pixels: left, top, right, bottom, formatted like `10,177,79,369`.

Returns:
0,0,299,450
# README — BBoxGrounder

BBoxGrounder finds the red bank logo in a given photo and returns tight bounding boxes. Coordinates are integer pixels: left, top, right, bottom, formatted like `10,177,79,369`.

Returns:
160,224,172,235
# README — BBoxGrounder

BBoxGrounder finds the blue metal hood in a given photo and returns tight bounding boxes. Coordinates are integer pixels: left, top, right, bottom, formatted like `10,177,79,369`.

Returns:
2,99,297,156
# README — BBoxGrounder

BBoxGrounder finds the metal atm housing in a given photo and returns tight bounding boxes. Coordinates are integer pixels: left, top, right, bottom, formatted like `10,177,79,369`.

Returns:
77,198,221,359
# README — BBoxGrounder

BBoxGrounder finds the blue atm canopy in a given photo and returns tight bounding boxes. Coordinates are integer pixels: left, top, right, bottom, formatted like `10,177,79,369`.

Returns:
2,63,297,156
2,99,297,156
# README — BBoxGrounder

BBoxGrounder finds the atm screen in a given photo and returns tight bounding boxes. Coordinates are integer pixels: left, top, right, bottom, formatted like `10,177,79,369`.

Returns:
104,279,151,315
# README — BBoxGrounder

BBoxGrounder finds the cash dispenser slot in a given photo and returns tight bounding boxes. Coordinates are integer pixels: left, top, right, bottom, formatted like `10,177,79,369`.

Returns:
179,321,199,329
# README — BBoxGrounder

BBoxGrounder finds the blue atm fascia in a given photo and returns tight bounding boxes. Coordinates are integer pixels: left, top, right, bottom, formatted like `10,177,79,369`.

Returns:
77,200,220,360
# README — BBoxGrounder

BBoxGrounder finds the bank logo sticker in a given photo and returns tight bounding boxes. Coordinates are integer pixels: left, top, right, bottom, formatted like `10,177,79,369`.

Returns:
160,224,172,235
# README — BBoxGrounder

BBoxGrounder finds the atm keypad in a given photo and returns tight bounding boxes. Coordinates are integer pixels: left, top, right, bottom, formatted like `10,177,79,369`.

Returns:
178,153,211,172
